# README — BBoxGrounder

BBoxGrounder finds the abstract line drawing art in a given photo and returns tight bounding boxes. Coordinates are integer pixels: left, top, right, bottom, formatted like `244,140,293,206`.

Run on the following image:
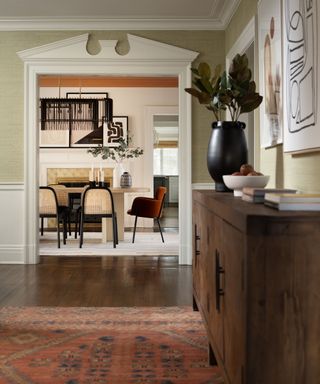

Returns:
283,0,319,152
103,116,128,147
258,0,283,148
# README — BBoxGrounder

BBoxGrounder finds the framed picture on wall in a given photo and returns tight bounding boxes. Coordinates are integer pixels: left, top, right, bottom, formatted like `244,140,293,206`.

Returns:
39,99,70,147
103,116,128,147
39,129,70,147
258,0,283,148
67,92,107,148
282,0,319,153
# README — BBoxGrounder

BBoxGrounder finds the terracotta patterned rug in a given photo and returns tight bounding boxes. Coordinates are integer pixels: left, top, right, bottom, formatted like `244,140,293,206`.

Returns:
0,306,223,384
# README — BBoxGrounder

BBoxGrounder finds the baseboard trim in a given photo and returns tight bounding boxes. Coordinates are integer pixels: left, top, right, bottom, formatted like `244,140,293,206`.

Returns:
192,183,215,190
0,245,25,264
0,182,24,191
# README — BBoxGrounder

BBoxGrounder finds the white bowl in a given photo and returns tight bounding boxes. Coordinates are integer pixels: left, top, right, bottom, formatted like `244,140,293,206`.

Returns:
222,175,270,197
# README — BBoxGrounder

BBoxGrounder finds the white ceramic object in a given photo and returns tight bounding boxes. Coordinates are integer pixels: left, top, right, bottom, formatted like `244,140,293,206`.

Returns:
222,175,270,197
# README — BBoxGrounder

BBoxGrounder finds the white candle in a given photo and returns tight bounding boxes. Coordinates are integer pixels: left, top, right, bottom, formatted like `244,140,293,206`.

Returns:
100,169,104,183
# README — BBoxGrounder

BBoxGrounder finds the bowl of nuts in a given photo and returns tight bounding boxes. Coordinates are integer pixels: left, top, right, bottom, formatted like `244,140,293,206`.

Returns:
223,164,270,197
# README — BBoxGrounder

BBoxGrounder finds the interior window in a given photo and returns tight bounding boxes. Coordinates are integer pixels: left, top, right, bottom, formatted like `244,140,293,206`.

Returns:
153,148,178,176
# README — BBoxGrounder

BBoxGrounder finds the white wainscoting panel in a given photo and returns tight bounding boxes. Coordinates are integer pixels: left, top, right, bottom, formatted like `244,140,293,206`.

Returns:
0,183,25,263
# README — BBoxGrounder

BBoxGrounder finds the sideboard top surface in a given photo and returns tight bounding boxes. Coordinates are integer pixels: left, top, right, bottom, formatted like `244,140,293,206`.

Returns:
193,190,320,234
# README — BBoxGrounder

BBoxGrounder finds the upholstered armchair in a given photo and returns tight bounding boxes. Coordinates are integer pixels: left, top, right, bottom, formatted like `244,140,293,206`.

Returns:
127,186,167,243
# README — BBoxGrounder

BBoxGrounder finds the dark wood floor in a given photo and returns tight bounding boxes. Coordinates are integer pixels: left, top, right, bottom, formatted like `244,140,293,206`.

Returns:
0,256,192,307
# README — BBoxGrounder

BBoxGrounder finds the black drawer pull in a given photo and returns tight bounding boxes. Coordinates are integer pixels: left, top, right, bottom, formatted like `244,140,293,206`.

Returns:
215,249,225,312
194,226,201,260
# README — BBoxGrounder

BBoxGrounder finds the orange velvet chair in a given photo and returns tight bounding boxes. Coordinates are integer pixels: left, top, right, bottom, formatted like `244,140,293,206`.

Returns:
127,186,167,243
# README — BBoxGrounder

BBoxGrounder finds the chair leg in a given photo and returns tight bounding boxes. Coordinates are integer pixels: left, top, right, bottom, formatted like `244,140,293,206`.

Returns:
63,214,67,245
79,212,84,248
75,208,80,239
132,216,138,243
114,214,119,244
41,217,44,236
68,209,71,236
74,213,78,239
56,216,60,248
112,216,117,248
156,218,164,243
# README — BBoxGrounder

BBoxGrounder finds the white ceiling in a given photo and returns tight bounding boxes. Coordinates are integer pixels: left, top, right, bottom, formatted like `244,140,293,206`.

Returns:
0,0,240,30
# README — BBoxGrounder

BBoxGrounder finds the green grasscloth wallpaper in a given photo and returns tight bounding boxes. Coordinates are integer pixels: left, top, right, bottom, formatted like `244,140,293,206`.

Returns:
0,30,224,183
1,0,319,193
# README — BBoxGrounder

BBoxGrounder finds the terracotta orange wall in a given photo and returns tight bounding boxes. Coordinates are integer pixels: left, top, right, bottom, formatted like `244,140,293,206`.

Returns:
39,76,178,88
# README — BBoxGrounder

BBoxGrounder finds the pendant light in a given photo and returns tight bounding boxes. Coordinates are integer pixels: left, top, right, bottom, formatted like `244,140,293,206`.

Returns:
105,97,113,122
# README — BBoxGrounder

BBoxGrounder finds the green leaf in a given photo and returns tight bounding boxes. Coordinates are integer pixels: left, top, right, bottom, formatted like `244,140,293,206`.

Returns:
198,62,211,79
186,52,263,121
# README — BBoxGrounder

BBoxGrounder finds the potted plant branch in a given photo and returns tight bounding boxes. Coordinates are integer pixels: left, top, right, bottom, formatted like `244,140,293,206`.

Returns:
88,137,143,162
185,53,263,191
88,137,143,187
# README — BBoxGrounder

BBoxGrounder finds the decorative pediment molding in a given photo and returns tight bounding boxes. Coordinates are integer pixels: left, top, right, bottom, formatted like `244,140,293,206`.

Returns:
17,33,198,63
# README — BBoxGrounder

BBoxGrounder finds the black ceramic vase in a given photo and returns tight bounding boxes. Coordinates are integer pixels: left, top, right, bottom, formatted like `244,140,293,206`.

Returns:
207,121,248,192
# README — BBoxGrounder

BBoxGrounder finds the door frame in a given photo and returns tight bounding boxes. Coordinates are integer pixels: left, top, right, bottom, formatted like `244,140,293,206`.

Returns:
18,33,198,265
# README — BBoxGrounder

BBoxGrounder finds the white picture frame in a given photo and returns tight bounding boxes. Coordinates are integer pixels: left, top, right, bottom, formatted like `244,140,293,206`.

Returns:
282,0,319,153
258,0,283,148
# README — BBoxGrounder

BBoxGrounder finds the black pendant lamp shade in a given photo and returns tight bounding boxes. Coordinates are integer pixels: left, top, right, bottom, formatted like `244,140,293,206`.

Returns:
105,98,113,122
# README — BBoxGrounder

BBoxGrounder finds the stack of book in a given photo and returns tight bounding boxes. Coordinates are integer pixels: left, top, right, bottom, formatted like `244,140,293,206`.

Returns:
242,188,297,203
264,193,320,211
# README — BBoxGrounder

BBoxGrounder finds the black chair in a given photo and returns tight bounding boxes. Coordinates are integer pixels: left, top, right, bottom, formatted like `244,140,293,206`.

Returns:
79,186,118,248
48,184,72,236
39,186,67,248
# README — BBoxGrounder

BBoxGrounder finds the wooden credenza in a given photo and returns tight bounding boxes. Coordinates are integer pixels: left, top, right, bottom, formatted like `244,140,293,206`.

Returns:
192,190,320,384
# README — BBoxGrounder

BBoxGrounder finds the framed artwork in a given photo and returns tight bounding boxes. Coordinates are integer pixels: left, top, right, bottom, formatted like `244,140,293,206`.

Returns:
39,99,70,147
282,0,319,153
103,116,128,147
258,0,283,148
66,92,108,99
39,129,69,147
67,93,107,148
39,94,109,148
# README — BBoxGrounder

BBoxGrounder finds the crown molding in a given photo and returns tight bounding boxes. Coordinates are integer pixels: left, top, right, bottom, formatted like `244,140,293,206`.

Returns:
0,17,227,31
0,0,241,31
220,0,241,27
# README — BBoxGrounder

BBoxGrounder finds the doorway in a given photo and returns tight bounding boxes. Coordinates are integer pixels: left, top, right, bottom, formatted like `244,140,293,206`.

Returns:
38,79,179,250
153,114,179,231
19,33,198,264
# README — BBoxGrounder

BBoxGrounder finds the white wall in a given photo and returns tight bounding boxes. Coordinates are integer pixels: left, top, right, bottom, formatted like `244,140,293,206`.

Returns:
0,184,25,263
39,86,179,227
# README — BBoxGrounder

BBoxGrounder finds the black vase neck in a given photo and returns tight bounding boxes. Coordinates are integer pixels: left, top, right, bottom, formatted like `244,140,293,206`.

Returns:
212,121,246,130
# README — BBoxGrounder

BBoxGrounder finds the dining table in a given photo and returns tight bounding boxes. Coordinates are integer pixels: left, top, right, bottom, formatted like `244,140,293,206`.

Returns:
65,186,150,242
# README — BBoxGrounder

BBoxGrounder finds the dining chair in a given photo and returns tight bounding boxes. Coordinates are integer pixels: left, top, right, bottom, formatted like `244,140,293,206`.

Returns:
48,184,72,235
79,186,118,248
39,186,67,248
127,186,167,243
